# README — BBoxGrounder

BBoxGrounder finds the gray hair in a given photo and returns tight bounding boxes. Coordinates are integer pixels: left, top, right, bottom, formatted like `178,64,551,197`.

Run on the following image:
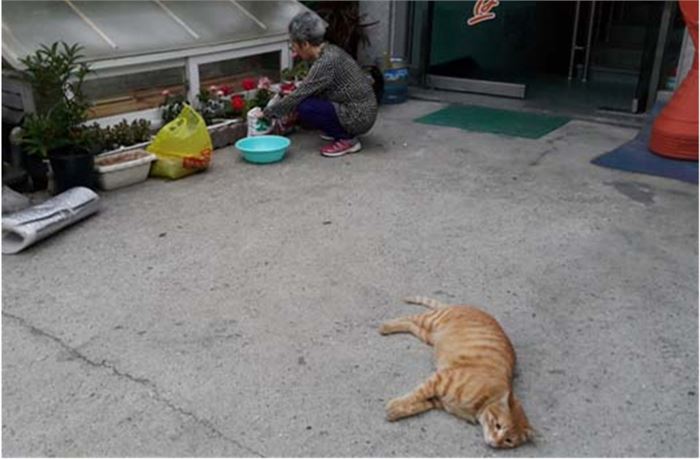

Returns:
288,11,326,46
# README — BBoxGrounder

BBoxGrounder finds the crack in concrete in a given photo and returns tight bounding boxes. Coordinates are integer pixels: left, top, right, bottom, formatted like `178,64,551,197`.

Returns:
3,311,265,458
529,148,557,167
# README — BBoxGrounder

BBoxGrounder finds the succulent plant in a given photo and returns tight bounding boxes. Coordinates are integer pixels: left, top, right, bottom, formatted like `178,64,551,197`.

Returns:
75,122,105,155
161,93,186,124
131,119,152,143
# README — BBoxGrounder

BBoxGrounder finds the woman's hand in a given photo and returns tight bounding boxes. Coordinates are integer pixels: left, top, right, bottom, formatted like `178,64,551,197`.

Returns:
262,94,282,119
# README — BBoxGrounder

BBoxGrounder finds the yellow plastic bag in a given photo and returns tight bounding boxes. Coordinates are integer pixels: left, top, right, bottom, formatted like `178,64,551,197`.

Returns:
147,105,213,179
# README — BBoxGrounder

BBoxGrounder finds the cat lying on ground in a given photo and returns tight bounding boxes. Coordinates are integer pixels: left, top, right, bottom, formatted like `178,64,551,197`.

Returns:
380,296,534,449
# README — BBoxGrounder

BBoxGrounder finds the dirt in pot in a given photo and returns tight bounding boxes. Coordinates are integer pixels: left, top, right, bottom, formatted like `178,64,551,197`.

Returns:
95,150,150,167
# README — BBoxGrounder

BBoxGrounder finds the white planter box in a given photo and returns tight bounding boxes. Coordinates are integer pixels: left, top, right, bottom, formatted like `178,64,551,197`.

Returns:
100,141,151,157
94,149,157,190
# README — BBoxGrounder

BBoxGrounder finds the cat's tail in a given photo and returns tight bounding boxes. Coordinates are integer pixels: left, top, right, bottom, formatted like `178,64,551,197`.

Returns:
403,296,447,310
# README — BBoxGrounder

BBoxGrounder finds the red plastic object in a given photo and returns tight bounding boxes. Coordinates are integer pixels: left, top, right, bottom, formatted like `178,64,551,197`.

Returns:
649,0,699,161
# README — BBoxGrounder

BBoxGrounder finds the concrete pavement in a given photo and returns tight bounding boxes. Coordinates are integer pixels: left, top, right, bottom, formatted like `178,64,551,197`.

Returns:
3,100,697,457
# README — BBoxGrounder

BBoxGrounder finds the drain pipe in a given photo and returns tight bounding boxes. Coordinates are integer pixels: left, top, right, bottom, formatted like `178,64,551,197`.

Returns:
388,0,395,57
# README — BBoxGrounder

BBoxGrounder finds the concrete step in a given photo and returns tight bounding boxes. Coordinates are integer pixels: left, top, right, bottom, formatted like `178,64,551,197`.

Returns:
585,65,640,85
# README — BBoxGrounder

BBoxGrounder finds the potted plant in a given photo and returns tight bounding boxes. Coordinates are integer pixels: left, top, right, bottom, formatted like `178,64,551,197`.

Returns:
18,114,51,191
93,143,156,190
196,86,220,126
19,42,95,194
194,85,247,149
82,119,155,190
78,119,151,154
243,78,273,113
160,91,187,125
281,60,310,84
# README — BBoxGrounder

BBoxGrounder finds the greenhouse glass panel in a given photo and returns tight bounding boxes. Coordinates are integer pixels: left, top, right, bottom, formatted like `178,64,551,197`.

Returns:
2,0,314,67
72,1,194,59
83,65,186,119
159,1,263,45
2,1,114,60
198,52,280,92
239,1,309,34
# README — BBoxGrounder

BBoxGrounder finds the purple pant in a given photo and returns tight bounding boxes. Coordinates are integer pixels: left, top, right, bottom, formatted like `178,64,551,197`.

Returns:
297,97,352,140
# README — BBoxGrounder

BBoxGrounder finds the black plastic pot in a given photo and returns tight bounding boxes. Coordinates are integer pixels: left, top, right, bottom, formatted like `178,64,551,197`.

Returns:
22,153,49,191
48,145,95,194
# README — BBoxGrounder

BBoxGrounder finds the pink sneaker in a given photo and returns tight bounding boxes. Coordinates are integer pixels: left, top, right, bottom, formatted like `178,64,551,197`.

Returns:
320,138,362,157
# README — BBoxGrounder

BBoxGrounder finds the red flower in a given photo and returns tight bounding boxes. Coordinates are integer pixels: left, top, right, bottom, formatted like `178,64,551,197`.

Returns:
281,82,296,95
231,95,246,112
220,85,232,96
242,78,256,91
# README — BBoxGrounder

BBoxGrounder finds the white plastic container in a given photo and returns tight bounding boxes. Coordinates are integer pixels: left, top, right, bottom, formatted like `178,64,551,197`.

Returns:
94,149,157,190
247,107,273,137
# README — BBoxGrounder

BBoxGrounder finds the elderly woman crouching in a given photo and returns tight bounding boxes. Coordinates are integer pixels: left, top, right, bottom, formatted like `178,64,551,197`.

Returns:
263,12,378,158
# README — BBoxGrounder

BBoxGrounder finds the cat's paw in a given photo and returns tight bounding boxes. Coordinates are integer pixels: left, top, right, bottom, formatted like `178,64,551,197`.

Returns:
379,323,393,335
385,398,405,421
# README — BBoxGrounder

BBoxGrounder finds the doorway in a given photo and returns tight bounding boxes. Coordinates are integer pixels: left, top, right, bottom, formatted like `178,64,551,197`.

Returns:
410,1,685,117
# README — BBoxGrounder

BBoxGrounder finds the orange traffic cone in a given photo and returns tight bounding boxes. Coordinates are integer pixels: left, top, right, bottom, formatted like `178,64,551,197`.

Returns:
649,0,699,161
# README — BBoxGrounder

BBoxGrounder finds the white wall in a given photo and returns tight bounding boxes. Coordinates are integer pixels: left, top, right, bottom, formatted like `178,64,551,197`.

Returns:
358,1,412,66
358,1,391,66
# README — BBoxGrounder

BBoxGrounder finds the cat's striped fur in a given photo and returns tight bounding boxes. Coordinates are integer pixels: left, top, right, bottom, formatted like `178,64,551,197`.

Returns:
380,296,533,449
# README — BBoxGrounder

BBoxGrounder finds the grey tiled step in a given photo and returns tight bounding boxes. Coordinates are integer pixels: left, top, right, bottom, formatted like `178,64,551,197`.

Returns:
579,65,640,85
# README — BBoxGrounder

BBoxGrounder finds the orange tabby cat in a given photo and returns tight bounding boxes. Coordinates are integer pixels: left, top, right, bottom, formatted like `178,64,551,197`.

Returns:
380,296,533,449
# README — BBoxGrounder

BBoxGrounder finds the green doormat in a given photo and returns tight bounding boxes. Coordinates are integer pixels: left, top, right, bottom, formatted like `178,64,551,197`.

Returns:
415,105,571,139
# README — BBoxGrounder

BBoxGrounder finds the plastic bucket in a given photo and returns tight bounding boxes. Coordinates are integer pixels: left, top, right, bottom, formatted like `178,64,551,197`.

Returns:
48,146,96,193
382,57,409,104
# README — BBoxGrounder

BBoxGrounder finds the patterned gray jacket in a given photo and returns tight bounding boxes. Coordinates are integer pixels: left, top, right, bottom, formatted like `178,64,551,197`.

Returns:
264,44,378,136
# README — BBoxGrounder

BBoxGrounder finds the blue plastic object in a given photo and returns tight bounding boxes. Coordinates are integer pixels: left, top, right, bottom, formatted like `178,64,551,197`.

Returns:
591,101,698,184
382,58,409,104
235,135,290,164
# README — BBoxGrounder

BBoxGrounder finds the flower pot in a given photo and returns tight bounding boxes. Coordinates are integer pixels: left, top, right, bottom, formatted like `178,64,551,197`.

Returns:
226,121,247,145
207,119,246,149
209,124,229,150
22,153,49,191
94,149,157,190
48,146,96,194
99,141,151,157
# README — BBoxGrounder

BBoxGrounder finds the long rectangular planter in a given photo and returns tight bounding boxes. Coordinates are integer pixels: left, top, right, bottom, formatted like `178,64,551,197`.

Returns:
208,119,246,150
94,149,156,190
90,119,246,190
100,141,151,157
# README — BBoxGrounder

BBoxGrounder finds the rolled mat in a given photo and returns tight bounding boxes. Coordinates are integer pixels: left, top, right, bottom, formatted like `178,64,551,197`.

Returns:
2,187,100,254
